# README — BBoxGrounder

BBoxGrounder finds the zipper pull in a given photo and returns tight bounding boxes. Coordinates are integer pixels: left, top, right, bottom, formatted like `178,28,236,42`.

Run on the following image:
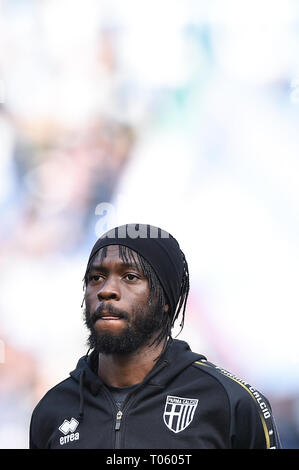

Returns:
115,410,123,431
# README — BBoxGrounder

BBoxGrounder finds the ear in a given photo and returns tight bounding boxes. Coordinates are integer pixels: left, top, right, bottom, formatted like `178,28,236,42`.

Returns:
164,304,169,313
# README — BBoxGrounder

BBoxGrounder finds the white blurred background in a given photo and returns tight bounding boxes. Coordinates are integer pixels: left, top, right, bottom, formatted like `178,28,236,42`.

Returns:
0,0,299,448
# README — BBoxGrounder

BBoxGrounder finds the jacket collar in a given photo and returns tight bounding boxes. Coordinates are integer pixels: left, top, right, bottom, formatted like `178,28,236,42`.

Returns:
70,339,206,394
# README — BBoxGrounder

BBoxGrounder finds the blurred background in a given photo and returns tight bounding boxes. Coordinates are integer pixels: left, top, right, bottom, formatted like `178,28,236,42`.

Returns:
0,0,299,448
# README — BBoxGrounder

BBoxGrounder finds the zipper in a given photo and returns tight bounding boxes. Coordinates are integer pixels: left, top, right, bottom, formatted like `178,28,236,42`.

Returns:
101,387,137,449
114,393,137,449
104,360,169,448
114,410,123,449
114,409,123,449
115,410,123,431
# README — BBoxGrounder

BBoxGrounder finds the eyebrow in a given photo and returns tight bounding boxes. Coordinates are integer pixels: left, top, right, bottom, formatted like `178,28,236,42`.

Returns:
87,261,143,273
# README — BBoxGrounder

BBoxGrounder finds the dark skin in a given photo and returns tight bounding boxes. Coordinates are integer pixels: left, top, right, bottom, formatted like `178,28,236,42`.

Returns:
85,245,169,387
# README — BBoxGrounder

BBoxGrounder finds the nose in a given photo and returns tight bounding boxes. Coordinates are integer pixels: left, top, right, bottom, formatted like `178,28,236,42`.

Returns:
97,276,120,302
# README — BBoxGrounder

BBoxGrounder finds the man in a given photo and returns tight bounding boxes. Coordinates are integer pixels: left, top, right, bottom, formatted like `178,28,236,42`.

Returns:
29,223,281,449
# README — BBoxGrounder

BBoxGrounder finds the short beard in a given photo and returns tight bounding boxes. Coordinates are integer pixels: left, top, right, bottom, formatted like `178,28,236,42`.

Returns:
83,301,165,355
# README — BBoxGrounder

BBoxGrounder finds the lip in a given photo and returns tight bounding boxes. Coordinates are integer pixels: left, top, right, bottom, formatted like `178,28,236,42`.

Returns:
94,312,124,322
98,316,123,321
92,306,127,324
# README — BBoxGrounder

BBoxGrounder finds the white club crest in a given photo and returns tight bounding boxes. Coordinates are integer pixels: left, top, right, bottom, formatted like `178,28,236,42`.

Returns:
163,395,199,433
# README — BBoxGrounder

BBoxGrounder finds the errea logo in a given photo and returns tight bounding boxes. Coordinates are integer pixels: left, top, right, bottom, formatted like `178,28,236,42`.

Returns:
58,418,80,446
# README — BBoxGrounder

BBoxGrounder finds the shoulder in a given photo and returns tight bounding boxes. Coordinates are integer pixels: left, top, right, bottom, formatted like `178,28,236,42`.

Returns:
192,359,264,402
191,359,281,449
191,358,271,416
42,376,74,395
29,376,78,448
30,377,74,429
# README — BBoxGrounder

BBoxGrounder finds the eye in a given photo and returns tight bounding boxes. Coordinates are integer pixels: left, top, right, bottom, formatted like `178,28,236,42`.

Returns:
124,273,139,281
88,274,104,283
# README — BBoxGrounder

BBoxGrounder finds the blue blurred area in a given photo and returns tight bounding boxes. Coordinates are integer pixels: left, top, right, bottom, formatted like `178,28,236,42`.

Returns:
0,0,299,448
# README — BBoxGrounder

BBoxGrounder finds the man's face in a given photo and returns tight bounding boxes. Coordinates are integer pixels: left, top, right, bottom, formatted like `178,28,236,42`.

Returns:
84,245,164,354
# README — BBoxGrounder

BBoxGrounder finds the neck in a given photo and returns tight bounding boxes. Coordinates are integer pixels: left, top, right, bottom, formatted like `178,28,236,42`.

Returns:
97,338,167,387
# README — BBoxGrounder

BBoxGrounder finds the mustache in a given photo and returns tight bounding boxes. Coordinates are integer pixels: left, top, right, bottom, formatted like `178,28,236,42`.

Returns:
91,303,129,323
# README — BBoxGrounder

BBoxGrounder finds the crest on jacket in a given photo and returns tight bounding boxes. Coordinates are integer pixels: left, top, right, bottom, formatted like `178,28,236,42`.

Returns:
163,395,199,433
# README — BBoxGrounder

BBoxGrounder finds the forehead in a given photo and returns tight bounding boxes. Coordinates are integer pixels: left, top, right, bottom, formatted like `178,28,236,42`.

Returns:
96,245,120,260
90,244,142,270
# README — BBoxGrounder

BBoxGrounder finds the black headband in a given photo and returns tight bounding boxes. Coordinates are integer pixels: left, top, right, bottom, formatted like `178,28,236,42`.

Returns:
85,223,188,318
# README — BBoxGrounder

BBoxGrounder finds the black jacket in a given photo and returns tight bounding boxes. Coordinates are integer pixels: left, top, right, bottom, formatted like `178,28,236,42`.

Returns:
29,339,281,449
